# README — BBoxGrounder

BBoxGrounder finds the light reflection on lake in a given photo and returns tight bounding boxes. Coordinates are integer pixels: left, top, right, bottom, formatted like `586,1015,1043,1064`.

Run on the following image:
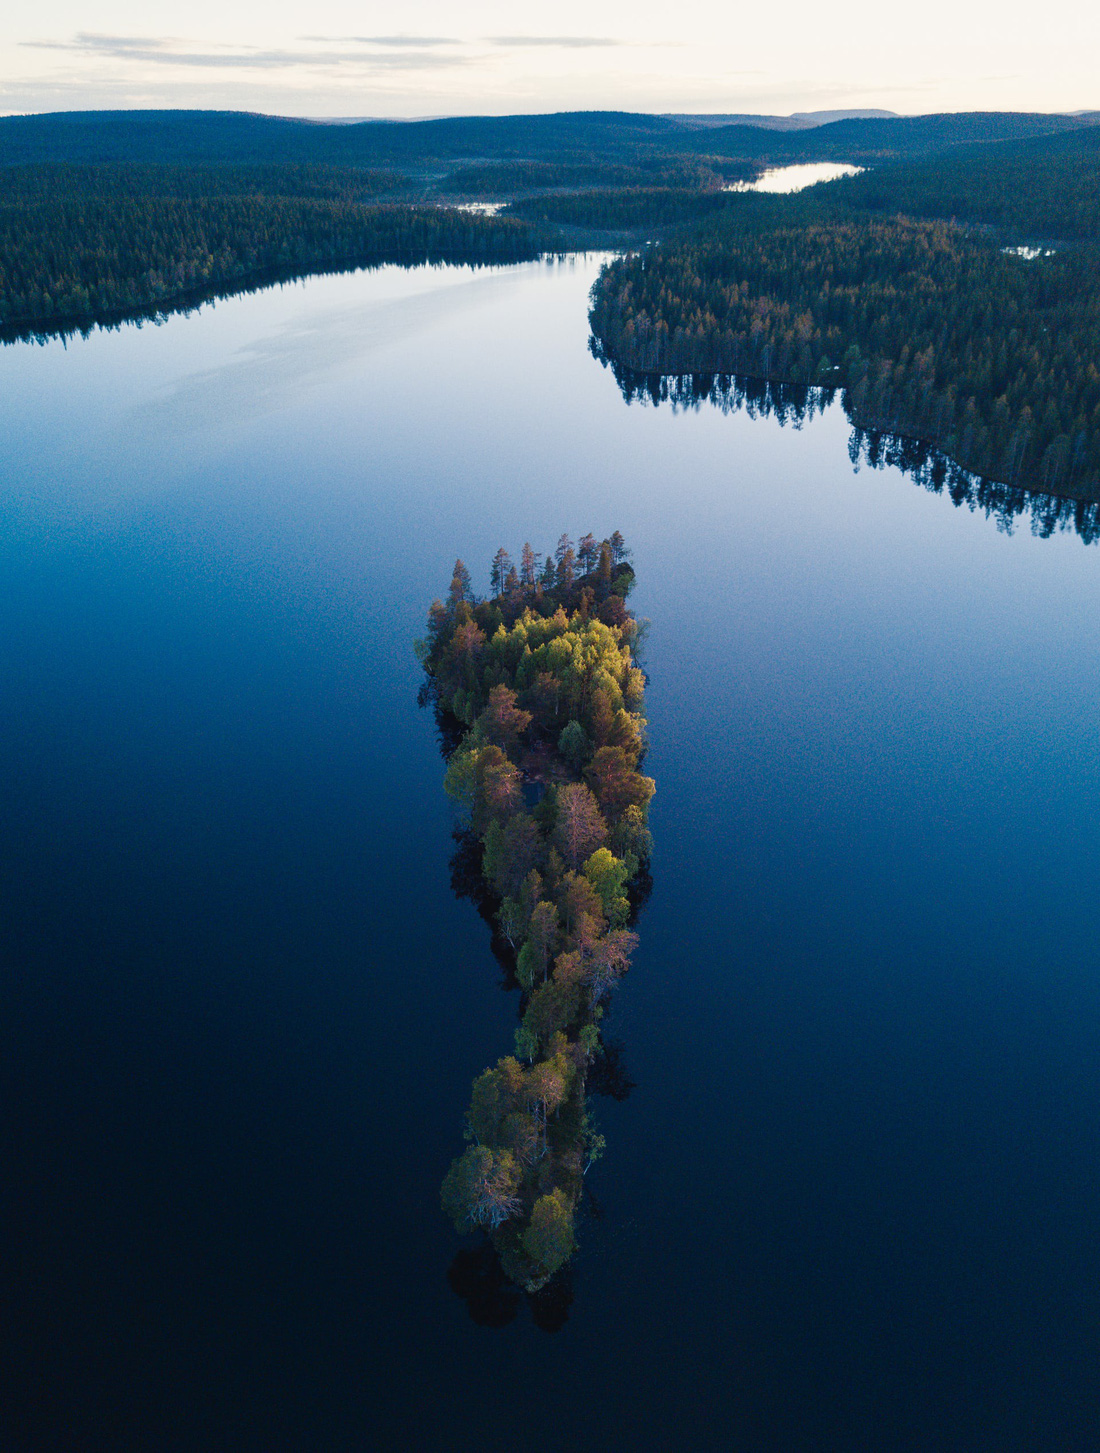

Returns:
727,161,864,193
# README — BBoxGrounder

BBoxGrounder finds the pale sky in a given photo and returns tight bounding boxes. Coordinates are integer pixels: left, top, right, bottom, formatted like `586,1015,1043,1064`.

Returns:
2,1,1097,119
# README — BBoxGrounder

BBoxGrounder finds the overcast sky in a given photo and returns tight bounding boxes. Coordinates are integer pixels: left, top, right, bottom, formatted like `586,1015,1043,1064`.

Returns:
3,1,1097,118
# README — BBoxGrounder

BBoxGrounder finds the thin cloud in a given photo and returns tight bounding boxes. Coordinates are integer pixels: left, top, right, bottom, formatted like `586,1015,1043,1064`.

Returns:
487,37,624,48
300,36,461,48
21,33,470,71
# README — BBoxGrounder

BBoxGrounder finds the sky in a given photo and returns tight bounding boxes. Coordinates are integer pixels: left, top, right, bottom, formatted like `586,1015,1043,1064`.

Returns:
2,1,1097,119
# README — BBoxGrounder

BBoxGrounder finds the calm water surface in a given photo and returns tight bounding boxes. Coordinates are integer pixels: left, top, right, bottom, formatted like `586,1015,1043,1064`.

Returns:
3,257,1100,1451
728,160,864,192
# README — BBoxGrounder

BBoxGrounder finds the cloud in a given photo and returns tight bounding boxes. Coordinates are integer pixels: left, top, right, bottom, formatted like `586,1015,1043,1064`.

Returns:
300,36,461,48
487,37,624,48
21,33,470,71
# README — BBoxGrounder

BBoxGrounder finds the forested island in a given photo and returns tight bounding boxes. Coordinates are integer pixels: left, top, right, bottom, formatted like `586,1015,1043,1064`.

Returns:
419,534,652,1291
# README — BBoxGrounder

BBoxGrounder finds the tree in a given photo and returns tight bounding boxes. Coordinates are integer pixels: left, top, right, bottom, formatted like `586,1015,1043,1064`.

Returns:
521,1190,576,1275
498,894,528,951
522,980,581,1046
557,871,606,944
583,1125,606,1174
480,683,532,751
610,802,653,861
448,559,473,611
587,687,615,747
490,547,513,597
585,746,655,816
607,707,644,764
552,782,608,868
556,546,577,592
522,900,560,984
558,719,592,769
489,813,543,897
595,541,613,599
583,928,638,999
608,530,630,566
525,671,563,731
526,1054,570,1157
443,746,478,809
472,745,522,828
466,1057,527,1144
583,847,631,926
441,1146,522,1233
577,533,598,575
520,541,540,588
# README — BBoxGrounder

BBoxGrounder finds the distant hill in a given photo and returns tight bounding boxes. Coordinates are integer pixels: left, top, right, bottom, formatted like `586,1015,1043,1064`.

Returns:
665,110,898,131
0,109,680,168
2,107,1096,171
668,111,1099,162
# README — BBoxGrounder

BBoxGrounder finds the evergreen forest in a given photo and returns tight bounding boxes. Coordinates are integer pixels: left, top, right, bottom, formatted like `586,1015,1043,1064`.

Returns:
0,164,539,340
419,533,652,1291
589,126,1100,500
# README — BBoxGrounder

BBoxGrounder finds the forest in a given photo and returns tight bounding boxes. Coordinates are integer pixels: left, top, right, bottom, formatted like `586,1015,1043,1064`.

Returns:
0,164,539,338
506,186,742,232
419,533,652,1291
589,128,1100,500
437,155,751,197
832,125,1100,241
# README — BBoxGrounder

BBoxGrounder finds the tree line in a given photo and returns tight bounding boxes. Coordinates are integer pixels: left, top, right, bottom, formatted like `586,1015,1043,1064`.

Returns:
420,532,652,1291
506,186,743,232
833,126,1100,243
590,210,1100,499
0,163,540,337
440,156,751,197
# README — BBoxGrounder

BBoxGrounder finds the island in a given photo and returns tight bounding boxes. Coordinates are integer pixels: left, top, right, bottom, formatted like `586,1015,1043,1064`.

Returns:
418,533,653,1290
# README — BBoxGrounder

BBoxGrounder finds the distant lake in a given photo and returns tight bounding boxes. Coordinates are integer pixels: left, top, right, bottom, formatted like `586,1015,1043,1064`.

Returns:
3,255,1100,1451
728,160,864,192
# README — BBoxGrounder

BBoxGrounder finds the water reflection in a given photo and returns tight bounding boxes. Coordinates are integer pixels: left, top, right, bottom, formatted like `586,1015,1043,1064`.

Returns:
595,358,1100,544
447,1243,577,1332
0,252,522,352
725,162,864,194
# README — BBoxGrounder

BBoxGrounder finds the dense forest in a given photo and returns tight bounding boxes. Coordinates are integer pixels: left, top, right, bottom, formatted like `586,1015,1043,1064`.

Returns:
0,164,539,338
420,533,652,1291
833,125,1100,241
506,186,742,231
590,169,1100,497
438,156,750,197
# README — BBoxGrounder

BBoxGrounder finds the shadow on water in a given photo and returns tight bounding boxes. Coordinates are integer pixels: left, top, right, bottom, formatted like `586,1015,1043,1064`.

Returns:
596,355,1100,545
447,1243,577,1333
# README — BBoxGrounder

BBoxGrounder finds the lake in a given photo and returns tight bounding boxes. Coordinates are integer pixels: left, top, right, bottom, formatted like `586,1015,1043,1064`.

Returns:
728,161,864,192
4,255,1100,1451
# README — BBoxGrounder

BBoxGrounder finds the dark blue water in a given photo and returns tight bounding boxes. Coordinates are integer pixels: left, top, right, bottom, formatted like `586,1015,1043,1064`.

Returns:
4,258,1100,1451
